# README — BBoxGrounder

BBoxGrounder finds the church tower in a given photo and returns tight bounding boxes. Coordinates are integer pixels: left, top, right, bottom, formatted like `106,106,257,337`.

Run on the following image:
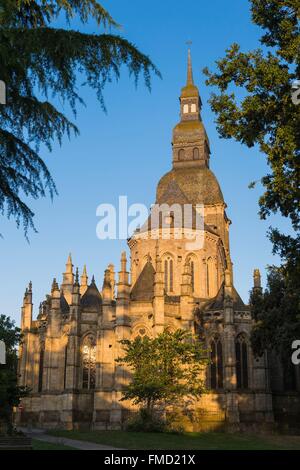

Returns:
18,50,276,432
129,49,232,302
172,49,210,168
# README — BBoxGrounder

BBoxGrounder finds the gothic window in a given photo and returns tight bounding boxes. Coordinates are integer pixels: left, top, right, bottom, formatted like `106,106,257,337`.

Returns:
183,104,189,114
193,147,199,160
134,327,150,340
38,348,44,393
191,103,196,113
178,149,185,161
190,260,195,291
82,335,96,390
235,335,249,389
164,257,174,293
210,337,223,389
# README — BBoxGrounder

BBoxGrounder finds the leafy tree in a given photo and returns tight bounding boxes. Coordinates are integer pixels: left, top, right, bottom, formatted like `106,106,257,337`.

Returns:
204,0,300,355
116,329,208,415
204,0,300,230
0,0,160,234
0,315,28,434
250,229,300,357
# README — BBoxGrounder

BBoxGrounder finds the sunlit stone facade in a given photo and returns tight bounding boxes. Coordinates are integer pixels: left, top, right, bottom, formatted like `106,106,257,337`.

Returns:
18,52,299,431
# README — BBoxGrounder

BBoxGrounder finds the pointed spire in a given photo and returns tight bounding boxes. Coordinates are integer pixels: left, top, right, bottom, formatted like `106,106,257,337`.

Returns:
80,264,88,295
186,48,194,86
253,268,262,291
91,275,95,284
66,253,73,273
102,268,112,301
74,267,79,286
121,251,127,272
81,264,88,284
117,251,129,292
51,278,59,293
23,282,32,305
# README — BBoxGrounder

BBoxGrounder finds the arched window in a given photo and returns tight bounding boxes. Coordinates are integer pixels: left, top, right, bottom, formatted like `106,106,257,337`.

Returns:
82,335,96,390
210,337,223,389
190,260,195,291
191,103,197,113
193,147,199,160
183,104,189,114
134,326,150,340
235,335,249,389
38,348,44,393
178,149,185,161
164,257,174,293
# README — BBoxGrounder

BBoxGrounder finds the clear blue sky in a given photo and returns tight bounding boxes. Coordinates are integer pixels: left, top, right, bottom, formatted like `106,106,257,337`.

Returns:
1,0,293,323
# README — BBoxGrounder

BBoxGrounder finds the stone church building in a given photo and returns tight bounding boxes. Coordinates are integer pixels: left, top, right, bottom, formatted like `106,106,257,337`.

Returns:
18,52,300,431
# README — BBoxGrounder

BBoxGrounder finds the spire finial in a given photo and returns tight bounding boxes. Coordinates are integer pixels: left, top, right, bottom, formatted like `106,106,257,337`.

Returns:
75,267,79,285
121,251,127,272
186,41,194,85
253,268,262,289
51,278,59,293
65,252,73,274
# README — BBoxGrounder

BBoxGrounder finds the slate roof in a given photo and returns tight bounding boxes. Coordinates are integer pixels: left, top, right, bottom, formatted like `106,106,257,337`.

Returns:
205,282,249,311
156,167,224,206
131,261,155,301
60,294,70,314
80,279,102,311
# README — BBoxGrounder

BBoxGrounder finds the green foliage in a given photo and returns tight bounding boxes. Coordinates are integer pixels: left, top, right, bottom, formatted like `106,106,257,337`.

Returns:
125,408,168,433
0,315,29,434
204,0,300,229
116,329,208,413
204,0,300,355
250,230,300,357
0,1,160,235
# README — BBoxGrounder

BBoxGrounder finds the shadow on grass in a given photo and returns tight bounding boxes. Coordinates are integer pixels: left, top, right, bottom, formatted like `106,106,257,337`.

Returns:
48,430,300,450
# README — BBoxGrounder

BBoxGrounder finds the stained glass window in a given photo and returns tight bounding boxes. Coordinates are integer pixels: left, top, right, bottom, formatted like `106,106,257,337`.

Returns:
210,337,223,389
164,257,174,293
235,335,248,389
38,348,44,393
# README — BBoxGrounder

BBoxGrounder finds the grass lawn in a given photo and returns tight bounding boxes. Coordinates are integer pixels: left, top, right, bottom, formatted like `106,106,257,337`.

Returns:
48,430,300,450
32,439,76,450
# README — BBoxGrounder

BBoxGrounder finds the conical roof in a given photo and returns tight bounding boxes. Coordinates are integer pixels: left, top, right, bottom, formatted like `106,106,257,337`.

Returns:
81,277,102,311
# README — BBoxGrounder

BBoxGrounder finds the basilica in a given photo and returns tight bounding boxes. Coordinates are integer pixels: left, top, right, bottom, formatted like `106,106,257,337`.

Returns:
17,52,299,431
